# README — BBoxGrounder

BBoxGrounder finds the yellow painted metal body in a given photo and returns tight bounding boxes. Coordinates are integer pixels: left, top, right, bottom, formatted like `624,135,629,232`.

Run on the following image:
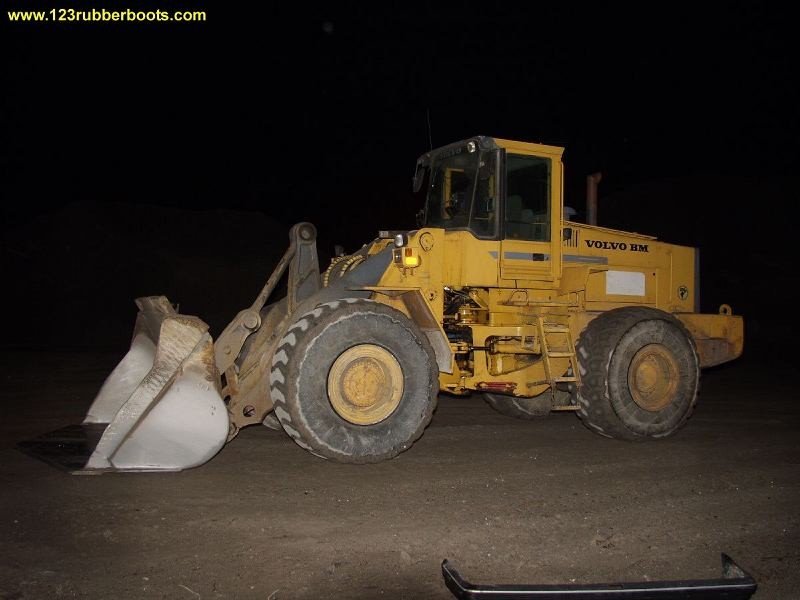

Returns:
352,137,742,398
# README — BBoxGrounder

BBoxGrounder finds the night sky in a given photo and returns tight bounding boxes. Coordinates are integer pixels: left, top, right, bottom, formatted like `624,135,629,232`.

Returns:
3,4,798,348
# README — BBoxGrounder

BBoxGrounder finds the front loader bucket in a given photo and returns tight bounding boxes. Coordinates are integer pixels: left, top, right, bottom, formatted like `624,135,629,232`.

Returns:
19,296,229,473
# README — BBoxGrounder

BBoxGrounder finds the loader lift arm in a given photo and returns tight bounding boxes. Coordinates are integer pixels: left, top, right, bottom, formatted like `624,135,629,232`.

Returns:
218,222,321,440
215,222,320,374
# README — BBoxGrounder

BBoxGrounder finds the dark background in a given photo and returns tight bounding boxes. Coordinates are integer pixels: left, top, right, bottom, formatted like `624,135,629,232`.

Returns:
2,3,797,350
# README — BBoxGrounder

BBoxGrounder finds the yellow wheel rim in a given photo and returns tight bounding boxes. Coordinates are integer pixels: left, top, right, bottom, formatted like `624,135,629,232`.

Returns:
628,344,680,412
327,344,404,425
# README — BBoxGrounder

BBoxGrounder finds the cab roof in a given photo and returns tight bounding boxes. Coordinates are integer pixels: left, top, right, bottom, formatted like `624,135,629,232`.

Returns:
416,136,564,166
491,136,564,158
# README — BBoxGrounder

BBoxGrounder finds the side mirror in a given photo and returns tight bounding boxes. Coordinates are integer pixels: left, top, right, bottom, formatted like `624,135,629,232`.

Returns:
562,227,573,241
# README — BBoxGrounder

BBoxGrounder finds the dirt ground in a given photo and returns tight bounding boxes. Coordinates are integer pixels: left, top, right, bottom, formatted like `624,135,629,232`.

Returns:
0,350,797,599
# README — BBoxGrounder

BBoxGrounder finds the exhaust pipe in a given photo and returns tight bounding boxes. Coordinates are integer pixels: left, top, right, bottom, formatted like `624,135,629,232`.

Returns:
586,172,602,226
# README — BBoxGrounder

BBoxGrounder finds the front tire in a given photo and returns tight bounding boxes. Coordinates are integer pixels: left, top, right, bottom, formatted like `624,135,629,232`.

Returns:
575,307,699,440
270,298,438,463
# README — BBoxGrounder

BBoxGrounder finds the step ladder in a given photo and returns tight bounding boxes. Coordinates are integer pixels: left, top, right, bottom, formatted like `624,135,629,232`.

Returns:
535,316,581,395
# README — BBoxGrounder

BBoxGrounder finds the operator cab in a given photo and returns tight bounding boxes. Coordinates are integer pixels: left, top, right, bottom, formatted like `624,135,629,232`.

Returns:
414,136,560,243
414,136,565,280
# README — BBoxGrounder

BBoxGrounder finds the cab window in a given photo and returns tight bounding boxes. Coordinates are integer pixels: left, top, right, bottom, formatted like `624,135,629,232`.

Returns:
505,154,551,242
424,145,498,238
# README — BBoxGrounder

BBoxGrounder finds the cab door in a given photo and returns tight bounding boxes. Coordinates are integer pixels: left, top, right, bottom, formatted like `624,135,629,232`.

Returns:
500,151,562,282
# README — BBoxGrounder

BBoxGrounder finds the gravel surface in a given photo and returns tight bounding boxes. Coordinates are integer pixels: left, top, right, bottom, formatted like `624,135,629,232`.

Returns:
1,351,796,599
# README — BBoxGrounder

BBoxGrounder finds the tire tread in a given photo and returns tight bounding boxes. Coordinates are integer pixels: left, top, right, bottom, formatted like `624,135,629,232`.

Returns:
269,298,438,463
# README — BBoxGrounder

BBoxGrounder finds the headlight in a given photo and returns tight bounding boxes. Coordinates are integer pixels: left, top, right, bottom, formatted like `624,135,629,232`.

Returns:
394,233,407,248
393,247,420,268
402,248,420,267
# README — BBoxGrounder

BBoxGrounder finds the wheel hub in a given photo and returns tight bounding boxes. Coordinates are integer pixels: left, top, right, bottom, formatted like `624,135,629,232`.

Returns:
628,344,679,412
328,344,403,425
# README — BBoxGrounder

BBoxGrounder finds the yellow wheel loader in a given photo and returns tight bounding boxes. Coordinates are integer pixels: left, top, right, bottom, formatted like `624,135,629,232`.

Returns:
21,136,743,472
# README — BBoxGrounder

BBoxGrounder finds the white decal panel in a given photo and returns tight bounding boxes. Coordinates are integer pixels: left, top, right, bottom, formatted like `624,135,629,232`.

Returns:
606,271,646,296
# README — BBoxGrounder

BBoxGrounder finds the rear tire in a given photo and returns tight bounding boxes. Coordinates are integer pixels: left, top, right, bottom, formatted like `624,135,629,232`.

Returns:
574,307,699,440
483,390,570,419
269,298,438,463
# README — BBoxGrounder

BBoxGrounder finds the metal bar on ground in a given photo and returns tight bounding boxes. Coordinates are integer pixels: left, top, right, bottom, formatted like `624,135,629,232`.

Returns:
441,554,757,599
